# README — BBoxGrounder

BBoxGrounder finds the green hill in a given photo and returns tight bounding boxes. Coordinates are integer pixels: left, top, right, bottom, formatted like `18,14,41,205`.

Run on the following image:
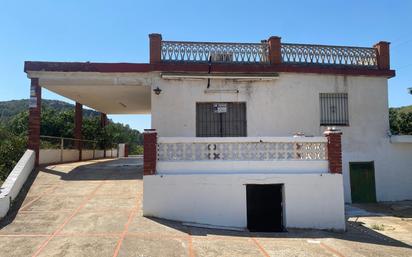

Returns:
0,99,99,123
392,105,412,114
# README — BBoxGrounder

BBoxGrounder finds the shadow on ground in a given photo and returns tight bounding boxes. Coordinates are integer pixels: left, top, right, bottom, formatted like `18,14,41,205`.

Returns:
148,213,412,250
40,157,142,181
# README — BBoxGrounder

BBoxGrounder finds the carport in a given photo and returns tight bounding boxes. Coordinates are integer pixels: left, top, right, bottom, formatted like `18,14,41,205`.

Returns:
25,63,153,165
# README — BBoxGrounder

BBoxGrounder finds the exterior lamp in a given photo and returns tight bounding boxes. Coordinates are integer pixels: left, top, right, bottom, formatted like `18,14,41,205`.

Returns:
153,87,162,95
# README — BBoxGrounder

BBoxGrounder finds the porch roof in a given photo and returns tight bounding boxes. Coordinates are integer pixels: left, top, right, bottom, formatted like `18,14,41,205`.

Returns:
26,69,152,114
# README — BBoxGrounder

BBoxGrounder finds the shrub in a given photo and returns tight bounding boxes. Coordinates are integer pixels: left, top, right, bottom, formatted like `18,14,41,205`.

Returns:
0,126,27,182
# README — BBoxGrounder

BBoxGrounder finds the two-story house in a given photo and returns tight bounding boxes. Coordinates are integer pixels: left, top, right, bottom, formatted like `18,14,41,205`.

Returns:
24,34,411,231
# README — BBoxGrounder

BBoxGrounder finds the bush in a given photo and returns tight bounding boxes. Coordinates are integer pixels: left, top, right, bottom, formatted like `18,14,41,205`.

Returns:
390,108,412,135
130,145,144,155
0,126,27,182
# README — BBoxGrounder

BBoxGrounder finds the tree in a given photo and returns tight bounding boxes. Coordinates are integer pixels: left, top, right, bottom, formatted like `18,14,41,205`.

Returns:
389,107,412,135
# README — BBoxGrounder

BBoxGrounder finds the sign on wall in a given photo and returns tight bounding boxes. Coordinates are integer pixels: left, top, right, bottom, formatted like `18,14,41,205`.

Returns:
213,103,227,113
29,84,37,108
29,96,37,108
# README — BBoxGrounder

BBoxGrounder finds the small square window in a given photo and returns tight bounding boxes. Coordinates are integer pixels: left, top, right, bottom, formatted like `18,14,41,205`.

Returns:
320,93,349,126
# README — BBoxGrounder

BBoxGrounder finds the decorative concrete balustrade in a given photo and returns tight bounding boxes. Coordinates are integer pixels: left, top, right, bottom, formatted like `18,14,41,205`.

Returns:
150,33,390,70
157,137,327,162
143,129,343,175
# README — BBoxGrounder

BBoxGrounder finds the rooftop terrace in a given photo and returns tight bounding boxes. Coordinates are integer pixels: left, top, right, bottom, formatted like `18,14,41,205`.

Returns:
25,33,395,78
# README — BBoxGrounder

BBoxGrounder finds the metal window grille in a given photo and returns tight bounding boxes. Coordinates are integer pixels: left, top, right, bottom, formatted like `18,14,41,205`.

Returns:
320,93,349,126
196,102,247,137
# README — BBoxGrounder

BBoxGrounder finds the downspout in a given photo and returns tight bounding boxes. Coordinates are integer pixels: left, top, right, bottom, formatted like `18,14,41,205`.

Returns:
207,56,212,88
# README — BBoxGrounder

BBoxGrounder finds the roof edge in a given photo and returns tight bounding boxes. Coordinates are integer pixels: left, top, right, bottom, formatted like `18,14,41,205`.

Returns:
24,61,395,78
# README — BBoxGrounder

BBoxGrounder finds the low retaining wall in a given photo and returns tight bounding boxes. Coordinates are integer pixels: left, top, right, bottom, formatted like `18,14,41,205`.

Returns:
143,173,345,230
0,150,35,218
39,148,119,165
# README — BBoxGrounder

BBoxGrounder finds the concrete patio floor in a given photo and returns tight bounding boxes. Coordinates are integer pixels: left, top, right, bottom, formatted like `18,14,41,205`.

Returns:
0,158,411,257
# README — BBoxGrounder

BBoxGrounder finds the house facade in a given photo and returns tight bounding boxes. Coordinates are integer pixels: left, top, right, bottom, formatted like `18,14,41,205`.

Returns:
24,34,412,231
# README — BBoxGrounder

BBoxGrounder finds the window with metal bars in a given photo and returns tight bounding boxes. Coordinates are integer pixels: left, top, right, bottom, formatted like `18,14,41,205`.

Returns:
196,102,247,137
320,93,349,126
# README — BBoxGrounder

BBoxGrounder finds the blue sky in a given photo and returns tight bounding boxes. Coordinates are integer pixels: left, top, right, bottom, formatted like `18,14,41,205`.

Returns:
0,0,411,132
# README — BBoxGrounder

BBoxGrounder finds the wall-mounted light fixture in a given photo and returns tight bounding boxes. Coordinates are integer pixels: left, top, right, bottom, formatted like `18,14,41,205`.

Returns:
153,87,162,95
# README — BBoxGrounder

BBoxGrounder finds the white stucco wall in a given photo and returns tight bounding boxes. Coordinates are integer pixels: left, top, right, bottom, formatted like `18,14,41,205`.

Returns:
95,150,105,158
143,173,345,230
118,144,126,157
39,148,117,164
150,73,412,202
0,150,35,218
82,150,94,160
39,149,61,164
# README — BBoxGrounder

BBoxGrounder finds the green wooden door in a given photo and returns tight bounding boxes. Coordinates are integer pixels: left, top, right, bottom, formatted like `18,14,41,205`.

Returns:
350,162,376,203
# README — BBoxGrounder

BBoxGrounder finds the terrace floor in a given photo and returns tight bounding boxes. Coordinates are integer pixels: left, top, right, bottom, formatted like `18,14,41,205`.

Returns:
0,158,411,257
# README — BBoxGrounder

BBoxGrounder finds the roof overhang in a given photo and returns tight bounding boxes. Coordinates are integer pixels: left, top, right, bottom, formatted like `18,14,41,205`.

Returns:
26,71,152,114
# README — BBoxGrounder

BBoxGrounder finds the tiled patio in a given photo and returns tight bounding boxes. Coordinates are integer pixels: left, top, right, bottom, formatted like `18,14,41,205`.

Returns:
0,158,411,257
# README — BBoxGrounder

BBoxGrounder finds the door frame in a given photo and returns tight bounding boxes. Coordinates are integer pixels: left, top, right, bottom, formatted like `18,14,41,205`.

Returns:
349,161,377,203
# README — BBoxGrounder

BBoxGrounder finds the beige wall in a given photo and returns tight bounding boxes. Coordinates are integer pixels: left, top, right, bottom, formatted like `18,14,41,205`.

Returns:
151,72,412,202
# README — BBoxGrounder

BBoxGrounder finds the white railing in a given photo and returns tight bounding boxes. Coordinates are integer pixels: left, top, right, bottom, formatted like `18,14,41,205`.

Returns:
157,137,327,162
161,41,270,63
281,43,378,68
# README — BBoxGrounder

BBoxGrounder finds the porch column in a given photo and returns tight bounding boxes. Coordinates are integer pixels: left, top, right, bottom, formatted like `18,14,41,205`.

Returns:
143,129,157,175
100,113,107,128
100,113,107,157
324,128,343,174
28,78,41,166
374,41,390,70
268,36,282,65
124,144,129,158
74,102,83,161
149,33,162,64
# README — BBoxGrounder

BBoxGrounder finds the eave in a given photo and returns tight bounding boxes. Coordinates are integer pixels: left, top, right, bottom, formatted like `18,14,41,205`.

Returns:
24,61,396,78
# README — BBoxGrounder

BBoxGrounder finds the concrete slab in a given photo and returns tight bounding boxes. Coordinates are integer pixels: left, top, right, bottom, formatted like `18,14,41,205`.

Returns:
118,236,188,257
0,211,67,234
0,158,411,257
21,195,85,212
83,195,136,212
51,183,99,196
37,236,118,257
256,238,332,257
0,236,46,257
61,210,130,234
192,237,262,257
127,216,189,237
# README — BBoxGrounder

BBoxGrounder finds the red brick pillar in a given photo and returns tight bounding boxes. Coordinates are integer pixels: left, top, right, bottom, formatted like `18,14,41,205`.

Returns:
149,33,162,64
374,41,390,70
268,36,282,65
28,78,41,166
143,129,157,175
124,144,129,158
324,128,343,174
100,113,107,128
74,102,83,161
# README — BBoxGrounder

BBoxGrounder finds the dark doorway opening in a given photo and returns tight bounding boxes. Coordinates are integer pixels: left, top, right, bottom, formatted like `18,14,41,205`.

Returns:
350,162,376,203
246,184,283,232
